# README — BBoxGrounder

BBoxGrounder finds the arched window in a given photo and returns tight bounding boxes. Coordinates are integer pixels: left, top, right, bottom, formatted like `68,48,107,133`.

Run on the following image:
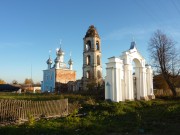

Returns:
86,40,91,51
97,70,101,79
86,71,90,79
86,55,91,65
96,41,100,50
97,55,100,65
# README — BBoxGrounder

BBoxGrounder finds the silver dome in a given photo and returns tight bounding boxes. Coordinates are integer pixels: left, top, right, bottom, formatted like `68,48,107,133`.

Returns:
68,58,73,65
46,57,53,64
57,48,64,56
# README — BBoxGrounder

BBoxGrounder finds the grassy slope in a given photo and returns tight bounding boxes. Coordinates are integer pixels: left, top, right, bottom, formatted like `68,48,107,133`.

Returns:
0,93,180,135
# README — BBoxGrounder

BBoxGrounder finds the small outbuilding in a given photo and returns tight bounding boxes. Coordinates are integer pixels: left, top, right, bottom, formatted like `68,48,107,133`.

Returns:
0,84,21,93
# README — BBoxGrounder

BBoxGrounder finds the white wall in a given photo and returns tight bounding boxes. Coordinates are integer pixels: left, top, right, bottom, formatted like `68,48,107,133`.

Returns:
42,69,55,92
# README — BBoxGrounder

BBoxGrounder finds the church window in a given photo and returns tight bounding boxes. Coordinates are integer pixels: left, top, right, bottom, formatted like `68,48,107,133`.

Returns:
96,41,100,50
86,55,91,65
97,55,100,65
86,40,91,51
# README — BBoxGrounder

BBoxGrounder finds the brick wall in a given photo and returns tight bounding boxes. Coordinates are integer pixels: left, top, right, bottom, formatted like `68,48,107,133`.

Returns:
55,69,76,83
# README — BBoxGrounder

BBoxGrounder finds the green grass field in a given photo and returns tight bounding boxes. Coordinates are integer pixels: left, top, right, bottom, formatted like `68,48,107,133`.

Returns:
0,93,180,135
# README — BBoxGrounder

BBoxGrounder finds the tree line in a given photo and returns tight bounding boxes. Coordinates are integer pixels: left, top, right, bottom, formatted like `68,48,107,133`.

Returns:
0,78,40,85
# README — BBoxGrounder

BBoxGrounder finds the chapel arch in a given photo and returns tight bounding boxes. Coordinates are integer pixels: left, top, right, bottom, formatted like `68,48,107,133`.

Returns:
105,41,154,102
133,58,142,67
132,58,142,100
132,58,141,75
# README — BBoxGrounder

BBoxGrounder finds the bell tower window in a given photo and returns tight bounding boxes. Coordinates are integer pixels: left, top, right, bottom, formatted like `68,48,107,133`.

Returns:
86,55,91,65
96,41,99,50
97,55,100,65
86,71,90,79
97,70,101,79
86,40,91,51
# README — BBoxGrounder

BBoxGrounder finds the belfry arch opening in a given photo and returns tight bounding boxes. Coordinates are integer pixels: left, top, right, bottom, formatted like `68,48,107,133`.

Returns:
86,71,90,79
86,55,91,65
96,41,100,50
86,40,91,51
132,58,141,100
97,70,101,79
97,55,100,65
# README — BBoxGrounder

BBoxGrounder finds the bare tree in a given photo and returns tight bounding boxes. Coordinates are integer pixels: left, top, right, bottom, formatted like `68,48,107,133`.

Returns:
24,78,34,85
12,80,18,85
148,30,180,96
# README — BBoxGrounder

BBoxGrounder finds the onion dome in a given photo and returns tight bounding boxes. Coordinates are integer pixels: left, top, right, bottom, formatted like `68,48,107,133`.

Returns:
54,57,60,63
46,57,53,64
85,25,100,38
68,58,73,65
57,48,64,56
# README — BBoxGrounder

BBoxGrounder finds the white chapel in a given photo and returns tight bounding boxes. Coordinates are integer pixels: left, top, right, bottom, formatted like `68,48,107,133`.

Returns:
105,41,155,102
41,46,76,93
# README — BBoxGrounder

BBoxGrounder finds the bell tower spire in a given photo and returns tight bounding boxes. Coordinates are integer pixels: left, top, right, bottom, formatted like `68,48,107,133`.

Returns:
82,25,103,90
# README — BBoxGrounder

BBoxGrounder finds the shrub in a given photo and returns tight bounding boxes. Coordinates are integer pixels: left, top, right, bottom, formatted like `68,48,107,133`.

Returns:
27,113,35,126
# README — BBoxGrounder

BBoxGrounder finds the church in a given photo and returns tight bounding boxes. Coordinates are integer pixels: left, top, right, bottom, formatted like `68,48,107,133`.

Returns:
41,46,76,92
41,25,155,101
41,25,103,92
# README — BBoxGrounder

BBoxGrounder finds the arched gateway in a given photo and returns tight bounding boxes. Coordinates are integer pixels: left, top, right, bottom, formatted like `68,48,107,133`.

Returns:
105,41,155,102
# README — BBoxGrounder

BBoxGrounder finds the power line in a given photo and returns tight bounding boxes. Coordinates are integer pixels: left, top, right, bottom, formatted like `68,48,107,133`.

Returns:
156,0,169,19
171,0,180,16
134,0,161,25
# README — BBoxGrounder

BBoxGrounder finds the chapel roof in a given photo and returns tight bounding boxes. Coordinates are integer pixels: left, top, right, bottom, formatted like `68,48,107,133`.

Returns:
0,84,20,92
130,41,136,50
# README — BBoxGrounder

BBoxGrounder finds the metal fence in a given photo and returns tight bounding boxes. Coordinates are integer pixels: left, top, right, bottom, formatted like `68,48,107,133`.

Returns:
0,99,68,124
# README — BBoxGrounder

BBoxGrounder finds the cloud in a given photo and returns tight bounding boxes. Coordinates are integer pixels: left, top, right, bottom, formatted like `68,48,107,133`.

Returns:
102,27,154,41
102,25,180,45
0,42,33,49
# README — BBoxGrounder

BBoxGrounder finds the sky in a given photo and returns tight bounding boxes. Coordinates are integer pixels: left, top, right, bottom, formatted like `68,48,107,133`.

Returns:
0,0,180,84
